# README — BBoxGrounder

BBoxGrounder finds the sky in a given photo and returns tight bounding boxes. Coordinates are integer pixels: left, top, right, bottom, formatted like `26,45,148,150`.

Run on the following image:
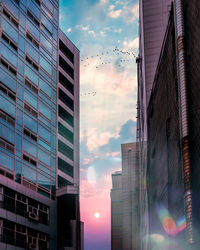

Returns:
59,0,139,249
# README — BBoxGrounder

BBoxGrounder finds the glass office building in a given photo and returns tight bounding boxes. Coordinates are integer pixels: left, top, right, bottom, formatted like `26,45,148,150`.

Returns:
0,0,83,249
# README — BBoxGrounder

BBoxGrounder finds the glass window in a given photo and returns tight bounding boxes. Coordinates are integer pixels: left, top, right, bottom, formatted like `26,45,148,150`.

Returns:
26,42,39,63
58,139,73,161
0,95,15,117
26,19,39,40
24,89,38,109
1,43,17,67
58,122,73,144
19,35,25,52
39,101,51,120
0,150,14,171
41,13,53,33
3,0,19,19
38,139,51,151
23,114,37,133
19,12,26,30
25,65,39,86
58,105,73,127
2,18,18,43
27,1,40,19
37,171,51,190
0,68,16,92
39,78,51,97
52,26,58,42
38,148,50,166
59,88,74,111
39,114,51,128
23,139,37,157
42,0,53,13
17,109,23,126
15,160,22,181
22,164,36,182
58,157,73,178
18,60,24,76
16,134,22,151
40,56,52,75
38,163,51,175
38,124,51,143
0,123,15,144
40,34,52,54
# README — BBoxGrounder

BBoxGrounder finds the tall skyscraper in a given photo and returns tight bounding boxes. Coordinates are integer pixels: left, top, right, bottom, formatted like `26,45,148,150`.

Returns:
111,143,140,250
137,1,173,249
0,0,83,249
147,0,200,248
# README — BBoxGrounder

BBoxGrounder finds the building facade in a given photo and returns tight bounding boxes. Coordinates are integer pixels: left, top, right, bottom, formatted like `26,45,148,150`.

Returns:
111,143,140,250
137,0,173,248
0,0,82,249
147,0,200,249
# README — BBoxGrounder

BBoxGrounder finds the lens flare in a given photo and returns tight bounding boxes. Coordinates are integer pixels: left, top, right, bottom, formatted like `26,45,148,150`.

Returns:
156,203,186,237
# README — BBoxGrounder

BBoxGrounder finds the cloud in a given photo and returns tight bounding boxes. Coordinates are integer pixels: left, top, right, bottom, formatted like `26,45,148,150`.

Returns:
67,28,72,33
100,31,106,36
114,28,122,33
83,128,113,153
88,30,96,37
123,37,139,49
122,3,139,23
109,4,115,10
108,9,122,18
80,57,137,96
99,0,109,5
76,24,89,31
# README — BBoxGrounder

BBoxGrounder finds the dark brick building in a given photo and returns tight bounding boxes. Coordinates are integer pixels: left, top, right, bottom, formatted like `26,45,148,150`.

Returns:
147,1,200,249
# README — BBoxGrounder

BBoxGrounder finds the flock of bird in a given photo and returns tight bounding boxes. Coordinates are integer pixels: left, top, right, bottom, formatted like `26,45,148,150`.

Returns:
81,46,138,69
80,46,138,97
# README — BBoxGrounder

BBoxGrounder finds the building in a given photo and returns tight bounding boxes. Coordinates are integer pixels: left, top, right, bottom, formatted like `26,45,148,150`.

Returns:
0,0,83,249
111,143,140,250
137,0,173,248
147,0,200,249
111,171,122,250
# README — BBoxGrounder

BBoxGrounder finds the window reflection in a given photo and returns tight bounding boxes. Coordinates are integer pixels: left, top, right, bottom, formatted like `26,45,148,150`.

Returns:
23,139,37,157
2,18,18,42
0,150,14,171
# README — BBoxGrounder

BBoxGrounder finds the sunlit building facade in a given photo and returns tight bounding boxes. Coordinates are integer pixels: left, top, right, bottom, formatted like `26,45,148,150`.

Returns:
0,0,82,249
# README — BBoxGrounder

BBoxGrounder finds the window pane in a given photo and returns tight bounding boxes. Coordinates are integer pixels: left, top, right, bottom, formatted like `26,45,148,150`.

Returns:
23,114,37,133
58,139,73,160
26,19,39,40
37,171,51,190
39,78,51,97
27,1,40,19
23,139,37,157
26,42,39,63
39,101,51,120
0,68,16,92
58,122,73,144
58,105,73,127
24,89,38,109
3,0,19,18
38,124,51,143
0,150,14,171
41,34,52,54
25,65,39,86
2,18,18,42
1,43,18,67
0,123,15,144
40,56,52,75
22,164,36,182
0,95,15,117
38,148,50,166
58,157,73,178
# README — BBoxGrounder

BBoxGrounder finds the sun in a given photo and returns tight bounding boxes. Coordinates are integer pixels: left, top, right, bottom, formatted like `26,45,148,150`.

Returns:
94,212,100,219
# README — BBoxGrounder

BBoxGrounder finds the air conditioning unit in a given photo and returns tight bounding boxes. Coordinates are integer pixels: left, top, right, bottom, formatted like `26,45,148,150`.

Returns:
28,211,39,221
28,243,38,250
